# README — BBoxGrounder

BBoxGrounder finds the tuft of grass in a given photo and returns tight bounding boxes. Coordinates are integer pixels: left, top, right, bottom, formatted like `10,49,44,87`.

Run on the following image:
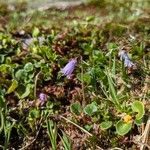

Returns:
46,120,57,150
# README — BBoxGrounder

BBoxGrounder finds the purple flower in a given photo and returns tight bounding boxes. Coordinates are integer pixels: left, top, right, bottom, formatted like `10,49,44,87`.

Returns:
61,58,77,79
118,50,135,68
39,93,47,106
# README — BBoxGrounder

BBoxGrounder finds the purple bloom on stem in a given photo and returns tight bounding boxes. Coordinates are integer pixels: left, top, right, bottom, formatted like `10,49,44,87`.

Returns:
124,58,134,68
61,58,77,79
39,93,47,106
118,50,135,68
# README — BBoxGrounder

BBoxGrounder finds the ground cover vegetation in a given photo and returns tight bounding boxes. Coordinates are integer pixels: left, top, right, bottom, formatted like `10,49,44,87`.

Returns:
0,0,150,149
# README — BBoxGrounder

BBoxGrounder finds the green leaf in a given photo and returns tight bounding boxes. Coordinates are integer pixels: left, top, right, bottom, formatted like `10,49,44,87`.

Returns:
116,120,132,136
60,131,72,150
29,109,40,119
107,74,117,102
82,73,91,85
107,42,118,51
24,62,34,72
32,27,40,37
86,16,95,22
39,46,58,62
112,57,116,76
0,110,4,132
131,101,145,120
0,64,11,74
100,121,112,130
0,55,5,63
70,102,82,115
84,102,98,116
41,64,52,81
84,124,93,131
6,79,18,94
20,84,32,99
15,69,25,80
0,96,5,108
46,120,57,150
135,118,143,126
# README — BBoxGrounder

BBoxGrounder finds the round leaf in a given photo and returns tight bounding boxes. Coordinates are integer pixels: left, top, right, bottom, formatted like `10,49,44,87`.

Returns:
116,120,132,136
29,109,40,119
24,62,34,72
84,102,97,116
70,102,82,115
15,69,25,80
100,121,112,130
132,101,145,120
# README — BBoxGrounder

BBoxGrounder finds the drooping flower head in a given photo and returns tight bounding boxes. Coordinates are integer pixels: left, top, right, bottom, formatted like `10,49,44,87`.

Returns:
61,58,77,79
118,50,135,68
39,93,47,106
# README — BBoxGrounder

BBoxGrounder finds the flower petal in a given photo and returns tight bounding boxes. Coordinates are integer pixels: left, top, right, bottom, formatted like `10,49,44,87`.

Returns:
61,59,77,78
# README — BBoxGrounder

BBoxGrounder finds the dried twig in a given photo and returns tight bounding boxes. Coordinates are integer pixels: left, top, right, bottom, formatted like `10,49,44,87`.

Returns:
60,115,103,150
140,116,150,150
34,71,41,98
108,147,123,150
139,74,150,150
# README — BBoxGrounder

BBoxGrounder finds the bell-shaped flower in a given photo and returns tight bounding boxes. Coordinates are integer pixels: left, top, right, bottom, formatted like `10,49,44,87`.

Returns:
61,58,77,79
118,50,135,68
39,93,47,106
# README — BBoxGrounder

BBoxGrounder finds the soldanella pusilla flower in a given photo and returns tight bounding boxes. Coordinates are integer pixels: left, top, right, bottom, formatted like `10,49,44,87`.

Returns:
61,58,77,79
39,93,47,106
118,50,135,68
